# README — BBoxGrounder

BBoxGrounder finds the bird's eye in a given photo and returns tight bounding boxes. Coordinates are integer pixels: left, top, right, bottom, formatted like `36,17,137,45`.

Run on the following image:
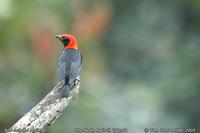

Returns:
63,37,70,46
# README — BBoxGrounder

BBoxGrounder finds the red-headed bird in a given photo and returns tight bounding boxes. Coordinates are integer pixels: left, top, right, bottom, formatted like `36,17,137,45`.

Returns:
55,33,82,97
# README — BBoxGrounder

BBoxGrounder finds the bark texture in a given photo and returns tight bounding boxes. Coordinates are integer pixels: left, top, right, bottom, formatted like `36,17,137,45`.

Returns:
5,77,80,133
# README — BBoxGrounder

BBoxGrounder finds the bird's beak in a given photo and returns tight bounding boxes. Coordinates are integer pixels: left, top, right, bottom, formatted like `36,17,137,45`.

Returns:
55,35,63,41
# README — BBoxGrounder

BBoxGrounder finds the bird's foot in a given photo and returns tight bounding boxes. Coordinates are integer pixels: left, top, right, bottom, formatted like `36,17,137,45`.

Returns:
69,78,80,89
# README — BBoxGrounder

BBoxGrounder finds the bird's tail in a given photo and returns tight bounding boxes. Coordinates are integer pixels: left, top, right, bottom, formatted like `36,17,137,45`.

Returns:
61,85,70,98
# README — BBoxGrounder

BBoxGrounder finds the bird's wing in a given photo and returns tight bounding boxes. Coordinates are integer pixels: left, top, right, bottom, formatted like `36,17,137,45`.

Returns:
57,61,67,81
68,53,82,84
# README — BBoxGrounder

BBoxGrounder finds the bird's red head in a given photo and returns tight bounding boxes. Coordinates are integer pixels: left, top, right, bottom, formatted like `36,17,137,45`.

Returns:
55,33,78,50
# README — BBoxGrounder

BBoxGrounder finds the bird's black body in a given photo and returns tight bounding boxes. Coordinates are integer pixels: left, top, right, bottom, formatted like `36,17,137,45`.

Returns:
57,48,82,97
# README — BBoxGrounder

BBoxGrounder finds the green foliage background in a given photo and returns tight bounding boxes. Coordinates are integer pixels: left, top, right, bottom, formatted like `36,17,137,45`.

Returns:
0,0,200,132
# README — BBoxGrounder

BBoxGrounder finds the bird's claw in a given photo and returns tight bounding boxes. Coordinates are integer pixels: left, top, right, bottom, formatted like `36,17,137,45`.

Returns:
69,78,80,89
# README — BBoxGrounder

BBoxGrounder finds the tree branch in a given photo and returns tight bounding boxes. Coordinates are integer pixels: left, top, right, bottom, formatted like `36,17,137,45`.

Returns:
5,77,80,133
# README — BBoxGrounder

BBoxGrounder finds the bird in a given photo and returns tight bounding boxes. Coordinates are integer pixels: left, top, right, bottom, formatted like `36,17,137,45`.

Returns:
55,33,82,98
